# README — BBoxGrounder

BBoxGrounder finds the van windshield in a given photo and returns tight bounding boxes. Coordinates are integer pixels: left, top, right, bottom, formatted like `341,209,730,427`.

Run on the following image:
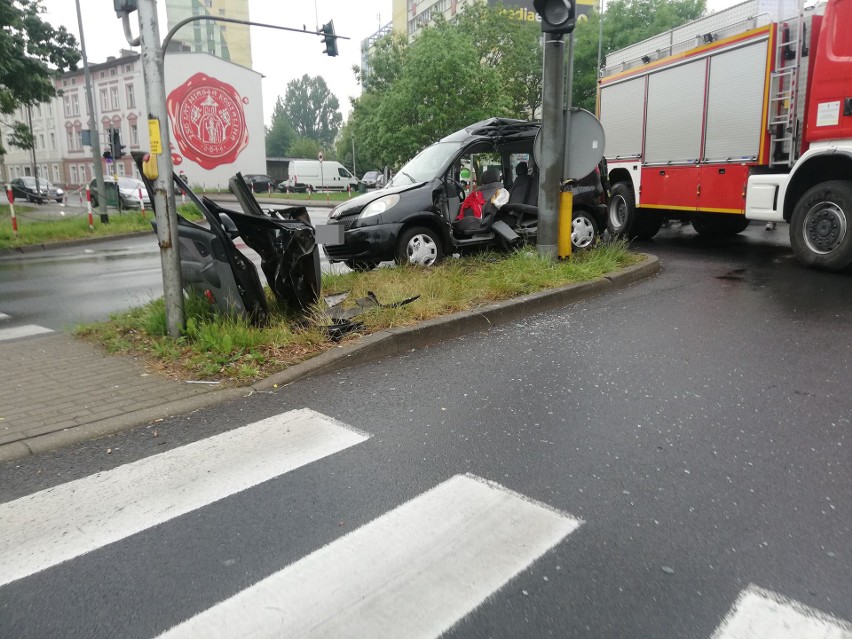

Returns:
388,141,463,187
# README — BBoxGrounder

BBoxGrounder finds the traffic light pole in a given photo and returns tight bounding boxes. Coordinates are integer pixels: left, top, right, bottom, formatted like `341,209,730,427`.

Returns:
536,32,566,260
75,0,108,223
137,0,184,337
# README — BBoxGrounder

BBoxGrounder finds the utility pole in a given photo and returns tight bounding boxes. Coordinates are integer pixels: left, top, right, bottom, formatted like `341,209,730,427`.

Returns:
26,105,40,196
75,0,108,223
131,0,185,337
533,0,577,260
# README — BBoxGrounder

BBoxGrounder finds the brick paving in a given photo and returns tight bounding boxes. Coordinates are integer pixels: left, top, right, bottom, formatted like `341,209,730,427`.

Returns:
0,333,217,457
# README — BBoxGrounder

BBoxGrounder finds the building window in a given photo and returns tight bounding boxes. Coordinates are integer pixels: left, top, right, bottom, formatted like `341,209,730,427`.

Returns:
49,132,56,150
71,94,79,116
110,67,117,76
100,88,109,111
117,162,125,176
100,71,105,78
110,86,120,110
52,164,60,182
47,103,53,117
63,95,72,117
74,130,82,150
125,84,135,108
70,165,78,183
66,130,74,150
39,134,45,149
129,122,139,146
79,164,88,181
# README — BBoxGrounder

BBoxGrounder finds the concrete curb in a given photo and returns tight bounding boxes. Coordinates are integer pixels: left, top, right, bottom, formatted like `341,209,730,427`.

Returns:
0,254,659,462
0,231,154,257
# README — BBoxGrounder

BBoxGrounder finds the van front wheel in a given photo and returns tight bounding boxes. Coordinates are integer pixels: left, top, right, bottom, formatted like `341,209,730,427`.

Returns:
396,226,443,266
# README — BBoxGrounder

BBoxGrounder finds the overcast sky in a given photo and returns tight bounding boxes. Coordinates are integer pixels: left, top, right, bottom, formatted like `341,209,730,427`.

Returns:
41,0,743,125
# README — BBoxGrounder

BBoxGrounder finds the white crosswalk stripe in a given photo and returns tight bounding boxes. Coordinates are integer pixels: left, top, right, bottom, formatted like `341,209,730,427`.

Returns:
0,323,53,341
157,473,583,639
0,311,10,320
0,408,369,588
711,584,852,639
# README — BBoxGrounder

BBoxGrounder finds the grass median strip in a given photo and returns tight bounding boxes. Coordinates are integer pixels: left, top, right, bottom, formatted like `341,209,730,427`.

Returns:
0,204,202,249
75,242,638,384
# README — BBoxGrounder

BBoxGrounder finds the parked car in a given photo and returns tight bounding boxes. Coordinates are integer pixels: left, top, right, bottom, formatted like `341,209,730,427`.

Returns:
9,177,64,204
361,170,386,189
323,118,607,269
242,174,277,193
283,160,359,193
89,177,151,209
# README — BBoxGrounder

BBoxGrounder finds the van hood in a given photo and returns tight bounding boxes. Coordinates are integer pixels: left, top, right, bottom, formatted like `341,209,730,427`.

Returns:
328,181,426,219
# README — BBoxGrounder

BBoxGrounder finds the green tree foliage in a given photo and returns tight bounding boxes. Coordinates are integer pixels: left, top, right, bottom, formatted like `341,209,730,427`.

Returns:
281,74,342,151
455,3,543,118
265,97,296,157
573,0,706,111
288,136,321,160
0,0,80,114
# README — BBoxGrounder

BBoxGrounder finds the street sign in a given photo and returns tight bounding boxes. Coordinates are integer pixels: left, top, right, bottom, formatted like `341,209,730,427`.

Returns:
148,119,162,155
318,151,324,162
533,107,605,181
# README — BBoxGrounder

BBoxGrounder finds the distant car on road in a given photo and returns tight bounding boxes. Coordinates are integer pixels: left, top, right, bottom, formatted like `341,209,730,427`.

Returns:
10,177,64,204
361,170,386,189
89,177,151,209
242,174,277,193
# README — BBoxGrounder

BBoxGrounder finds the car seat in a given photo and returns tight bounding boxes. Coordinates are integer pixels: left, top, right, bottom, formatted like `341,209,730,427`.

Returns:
453,168,504,236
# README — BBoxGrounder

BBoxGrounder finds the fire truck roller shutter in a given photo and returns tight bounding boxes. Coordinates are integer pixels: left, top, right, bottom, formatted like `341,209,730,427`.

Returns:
599,76,645,160
645,59,705,164
703,40,769,162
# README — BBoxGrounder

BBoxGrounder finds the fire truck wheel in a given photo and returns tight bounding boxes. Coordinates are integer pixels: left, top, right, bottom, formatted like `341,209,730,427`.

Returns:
607,182,637,238
790,181,852,271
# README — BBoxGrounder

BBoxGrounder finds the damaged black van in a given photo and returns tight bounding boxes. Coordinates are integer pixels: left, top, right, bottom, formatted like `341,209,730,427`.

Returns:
323,118,607,269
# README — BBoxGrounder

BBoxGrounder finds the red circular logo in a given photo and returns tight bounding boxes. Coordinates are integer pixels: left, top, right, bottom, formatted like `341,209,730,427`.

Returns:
167,73,249,170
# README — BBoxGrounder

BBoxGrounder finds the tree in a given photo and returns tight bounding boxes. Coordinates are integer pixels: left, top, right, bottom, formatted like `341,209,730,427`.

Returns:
0,0,80,181
455,3,543,118
281,75,342,150
288,136,321,160
265,96,296,157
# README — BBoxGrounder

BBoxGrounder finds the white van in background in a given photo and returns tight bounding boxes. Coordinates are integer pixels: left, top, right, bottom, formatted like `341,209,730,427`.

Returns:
284,160,359,192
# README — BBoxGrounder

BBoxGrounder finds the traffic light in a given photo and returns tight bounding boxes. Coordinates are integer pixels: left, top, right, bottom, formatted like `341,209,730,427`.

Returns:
533,0,576,35
321,21,338,57
110,128,126,157
113,0,138,16
103,149,112,160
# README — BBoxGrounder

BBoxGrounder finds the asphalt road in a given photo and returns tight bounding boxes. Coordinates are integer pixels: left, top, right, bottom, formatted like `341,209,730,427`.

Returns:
0,204,335,331
0,221,849,637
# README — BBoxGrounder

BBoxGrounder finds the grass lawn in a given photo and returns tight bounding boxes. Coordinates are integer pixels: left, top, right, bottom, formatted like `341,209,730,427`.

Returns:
76,243,640,384
0,204,202,250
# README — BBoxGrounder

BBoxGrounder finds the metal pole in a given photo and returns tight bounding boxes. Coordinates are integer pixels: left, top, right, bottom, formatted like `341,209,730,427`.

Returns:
137,0,184,337
536,32,566,260
26,105,40,198
596,0,604,82
352,135,356,178
75,0,108,223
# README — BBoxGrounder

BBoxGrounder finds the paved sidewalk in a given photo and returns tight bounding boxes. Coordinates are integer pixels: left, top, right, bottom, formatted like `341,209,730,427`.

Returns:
0,255,660,463
0,333,231,461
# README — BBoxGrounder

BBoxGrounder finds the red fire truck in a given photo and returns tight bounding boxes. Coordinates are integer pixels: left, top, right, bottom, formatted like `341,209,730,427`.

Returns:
598,0,852,270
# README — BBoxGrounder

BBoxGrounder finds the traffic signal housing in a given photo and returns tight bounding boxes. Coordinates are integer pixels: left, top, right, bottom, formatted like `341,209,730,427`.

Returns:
321,21,338,57
533,0,576,35
110,128,126,157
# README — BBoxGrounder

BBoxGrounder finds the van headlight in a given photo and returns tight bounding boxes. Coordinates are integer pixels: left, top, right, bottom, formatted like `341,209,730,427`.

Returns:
360,194,400,219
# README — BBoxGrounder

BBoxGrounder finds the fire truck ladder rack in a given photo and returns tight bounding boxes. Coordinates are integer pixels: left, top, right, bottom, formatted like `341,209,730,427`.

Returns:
767,0,805,168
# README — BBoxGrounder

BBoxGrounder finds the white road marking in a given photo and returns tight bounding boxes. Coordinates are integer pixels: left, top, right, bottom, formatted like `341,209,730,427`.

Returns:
158,473,583,639
0,408,368,587
711,584,852,639
0,324,53,341
0,312,9,321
